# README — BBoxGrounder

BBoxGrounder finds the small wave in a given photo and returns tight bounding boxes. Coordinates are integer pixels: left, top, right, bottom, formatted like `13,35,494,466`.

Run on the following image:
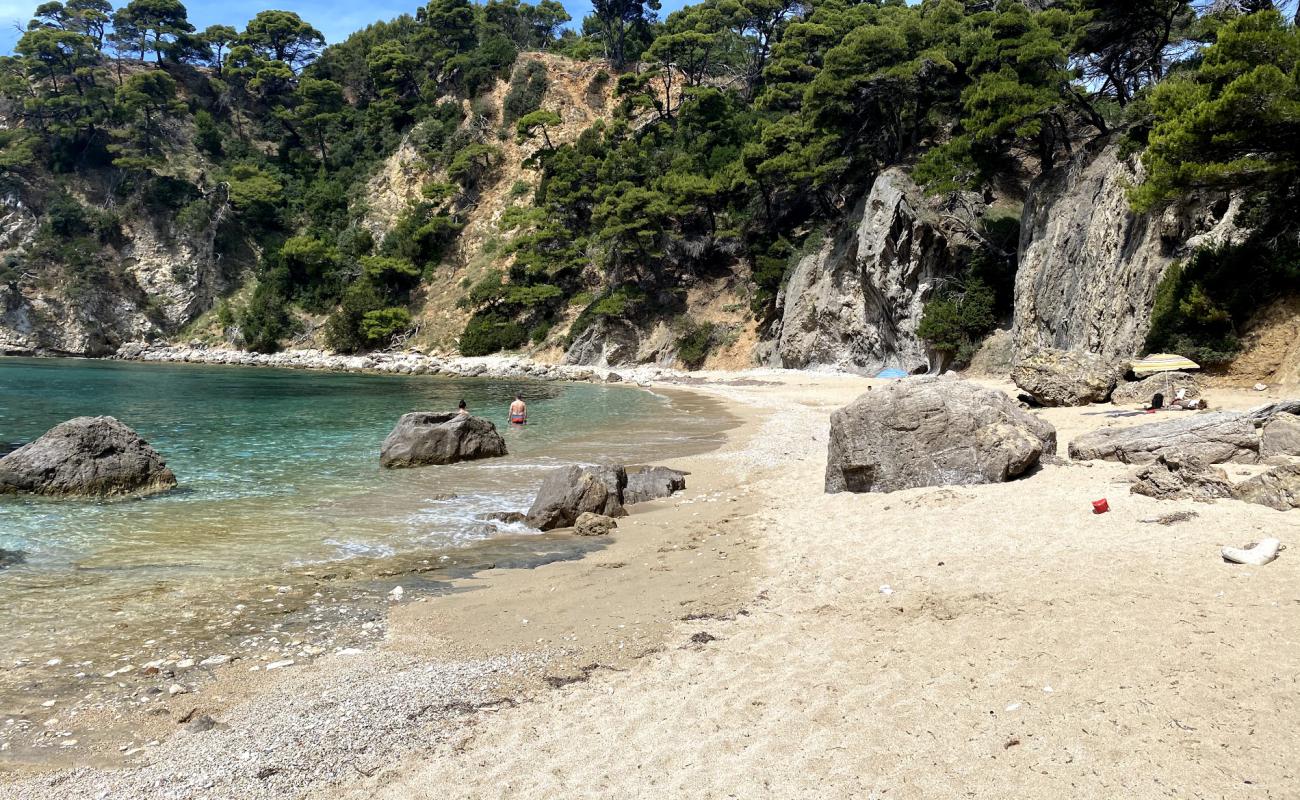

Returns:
322,539,398,560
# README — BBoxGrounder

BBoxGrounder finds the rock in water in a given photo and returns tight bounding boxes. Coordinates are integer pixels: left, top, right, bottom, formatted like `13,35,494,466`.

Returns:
1011,347,1122,406
1069,401,1300,465
0,548,26,568
825,376,1057,494
379,412,507,468
574,512,618,536
624,466,687,504
1129,453,1233,502
1112,372,1202,406
526,464,627,530
1231,465,1300,511
0,416,177,497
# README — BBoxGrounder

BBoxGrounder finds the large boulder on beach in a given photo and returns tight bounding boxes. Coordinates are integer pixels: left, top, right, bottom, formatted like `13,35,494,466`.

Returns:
825,376,1057,494
1261,415,1300,459
1012,347,1123,406
526,464,627,530
624,466,687,504
1069,401,1300,465
1129,453,1233,502
1111,372,1202,406
0,416,177,497
379,412,507,468
1231,465,1300,511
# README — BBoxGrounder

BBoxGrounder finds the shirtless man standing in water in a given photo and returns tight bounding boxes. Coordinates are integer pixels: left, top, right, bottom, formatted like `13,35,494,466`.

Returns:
508,395,527,425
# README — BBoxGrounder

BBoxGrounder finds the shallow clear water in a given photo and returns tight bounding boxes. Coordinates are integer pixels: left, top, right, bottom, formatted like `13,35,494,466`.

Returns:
0,358,729,718
0,358,721,571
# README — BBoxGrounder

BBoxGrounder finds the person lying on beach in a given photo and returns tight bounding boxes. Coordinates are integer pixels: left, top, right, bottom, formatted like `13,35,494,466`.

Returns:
509,395,527,425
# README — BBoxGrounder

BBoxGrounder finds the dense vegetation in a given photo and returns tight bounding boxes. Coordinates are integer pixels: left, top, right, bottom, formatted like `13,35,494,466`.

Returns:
1,0,1297,363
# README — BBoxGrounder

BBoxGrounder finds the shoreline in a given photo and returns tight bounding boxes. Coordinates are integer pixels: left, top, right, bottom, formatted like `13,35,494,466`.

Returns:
105,343,686,384
0,372,755,791
4,371,1299,798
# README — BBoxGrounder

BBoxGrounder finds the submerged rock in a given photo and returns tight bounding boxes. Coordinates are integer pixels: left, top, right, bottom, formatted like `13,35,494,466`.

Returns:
624,466,688,505
0,416,177,497
526,464,627,531
1012,347,1122,406
379,412,507,468
0,548,26,568
825,376,1057,494
1069,401,1300,465
1129,453,1233,502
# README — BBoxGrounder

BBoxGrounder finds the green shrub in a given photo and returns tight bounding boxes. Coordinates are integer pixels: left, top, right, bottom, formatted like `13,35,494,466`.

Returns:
1145,240,1300,365
460,311,528,356
240,268,294,353
502,59,548,125
917,277,997,368
359,306,412,345
323,279,386,353
676,321,716,369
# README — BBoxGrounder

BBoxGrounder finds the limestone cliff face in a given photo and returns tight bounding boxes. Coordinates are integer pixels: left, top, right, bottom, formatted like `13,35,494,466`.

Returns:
762,167,971,375
0,189,244,356
1012,138,1243,362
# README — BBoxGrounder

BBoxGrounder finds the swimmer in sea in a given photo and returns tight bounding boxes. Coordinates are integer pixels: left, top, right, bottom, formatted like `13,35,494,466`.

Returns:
508,394,527,425
457,399,469,417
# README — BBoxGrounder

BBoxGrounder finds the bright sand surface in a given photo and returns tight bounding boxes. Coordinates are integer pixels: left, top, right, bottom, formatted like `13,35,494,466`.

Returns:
5,372,1299,799
334,374,1300,800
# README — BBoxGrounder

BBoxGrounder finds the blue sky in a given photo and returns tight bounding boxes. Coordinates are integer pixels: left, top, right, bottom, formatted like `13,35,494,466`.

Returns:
0,0,695,55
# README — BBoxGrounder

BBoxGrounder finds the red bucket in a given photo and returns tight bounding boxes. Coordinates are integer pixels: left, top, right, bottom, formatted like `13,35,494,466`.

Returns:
1092,498,1109,514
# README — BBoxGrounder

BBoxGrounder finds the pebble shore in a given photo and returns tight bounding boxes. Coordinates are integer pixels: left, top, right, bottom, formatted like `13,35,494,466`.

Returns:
114,343,681,385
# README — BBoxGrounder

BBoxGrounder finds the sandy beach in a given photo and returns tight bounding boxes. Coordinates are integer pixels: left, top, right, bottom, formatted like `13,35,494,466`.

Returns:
4,371,1299,799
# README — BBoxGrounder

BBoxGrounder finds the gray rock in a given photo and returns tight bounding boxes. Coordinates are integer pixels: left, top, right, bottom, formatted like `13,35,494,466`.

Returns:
1129,453,1233,501
1112,372,1203,406
825,376,1057,494
1012,347,1123,406
765,168,975,375
379,412,507,468
1068,401,1300,464
1231,465,1300,511
0,548,26,568
574,512,618,536
1261,414,1300,458
526,464,627,530
965,328,1015,378
624,466,687,504
1013,137,1244,362
563,318,641,367
0,416,177,497
478,511,527,525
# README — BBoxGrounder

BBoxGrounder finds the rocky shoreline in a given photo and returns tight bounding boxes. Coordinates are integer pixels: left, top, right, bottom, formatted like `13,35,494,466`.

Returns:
111,342,681,385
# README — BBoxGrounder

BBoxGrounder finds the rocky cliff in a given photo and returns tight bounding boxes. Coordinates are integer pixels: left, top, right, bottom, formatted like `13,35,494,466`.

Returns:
761,168,976,375
0,188,247,357
1012,137,1243,363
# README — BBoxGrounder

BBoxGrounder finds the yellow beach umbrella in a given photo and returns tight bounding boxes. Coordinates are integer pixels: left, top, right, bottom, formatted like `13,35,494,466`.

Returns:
1131,353,1201,376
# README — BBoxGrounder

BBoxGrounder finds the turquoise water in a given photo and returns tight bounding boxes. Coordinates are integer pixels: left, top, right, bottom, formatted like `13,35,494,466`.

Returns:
0,358,720,572
0,358,728,706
